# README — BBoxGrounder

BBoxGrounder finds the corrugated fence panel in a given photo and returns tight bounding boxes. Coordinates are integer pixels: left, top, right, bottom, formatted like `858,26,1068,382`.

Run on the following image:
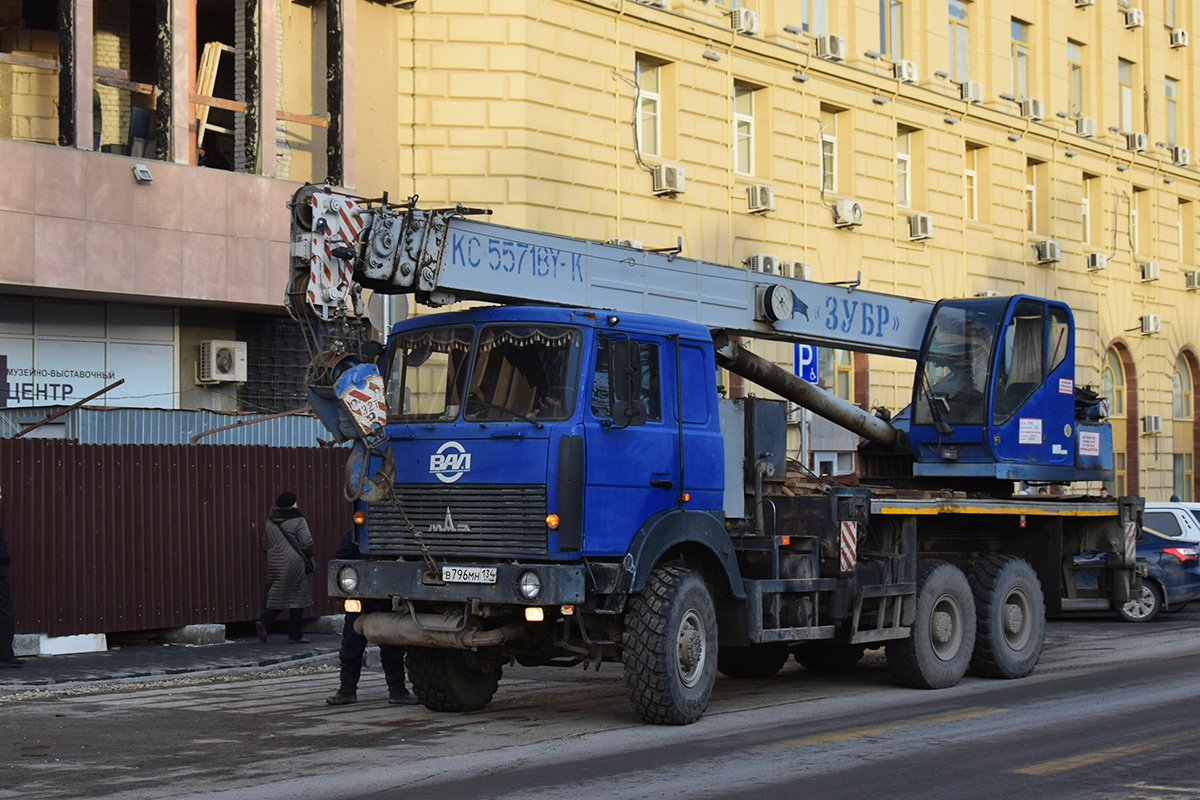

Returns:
0,439,350,636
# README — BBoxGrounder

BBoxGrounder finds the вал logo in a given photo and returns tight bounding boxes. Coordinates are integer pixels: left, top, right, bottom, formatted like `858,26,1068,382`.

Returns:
430,441,472,483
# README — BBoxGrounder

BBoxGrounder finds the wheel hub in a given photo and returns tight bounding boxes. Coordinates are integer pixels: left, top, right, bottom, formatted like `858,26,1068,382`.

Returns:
1003,603,1025,635
676,608,707,688
932,610,954,643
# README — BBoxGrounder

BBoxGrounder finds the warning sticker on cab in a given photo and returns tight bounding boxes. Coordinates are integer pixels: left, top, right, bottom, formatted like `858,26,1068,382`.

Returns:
1079,430,1101,457
1059,378,1074,394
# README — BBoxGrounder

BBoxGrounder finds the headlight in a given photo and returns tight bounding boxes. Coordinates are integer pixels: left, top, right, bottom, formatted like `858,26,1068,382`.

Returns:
516,569,542,601
337,565,359,593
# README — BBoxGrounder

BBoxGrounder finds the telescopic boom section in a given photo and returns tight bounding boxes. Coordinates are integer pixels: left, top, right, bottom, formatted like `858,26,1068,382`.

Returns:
288,187,936,359
714,335,902,448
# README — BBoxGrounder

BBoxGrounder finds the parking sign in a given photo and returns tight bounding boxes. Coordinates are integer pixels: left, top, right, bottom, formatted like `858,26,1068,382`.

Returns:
794,344,818,383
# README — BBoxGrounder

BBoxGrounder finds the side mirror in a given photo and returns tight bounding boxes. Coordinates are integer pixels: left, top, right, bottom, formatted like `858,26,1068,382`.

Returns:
608,339,647,427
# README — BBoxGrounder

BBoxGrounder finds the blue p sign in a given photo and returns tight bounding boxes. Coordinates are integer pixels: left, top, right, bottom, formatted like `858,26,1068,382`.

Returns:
794,344,817,383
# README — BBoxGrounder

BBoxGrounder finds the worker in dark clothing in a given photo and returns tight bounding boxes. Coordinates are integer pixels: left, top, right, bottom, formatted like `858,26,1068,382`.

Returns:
0,485,22,667
326,530,418,706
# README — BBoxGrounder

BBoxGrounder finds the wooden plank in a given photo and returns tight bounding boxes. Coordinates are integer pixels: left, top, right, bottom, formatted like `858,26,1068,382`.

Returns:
97,76,157,96
189,92,247,113
0,52,59,71
277,109,328,128
92,65,130,80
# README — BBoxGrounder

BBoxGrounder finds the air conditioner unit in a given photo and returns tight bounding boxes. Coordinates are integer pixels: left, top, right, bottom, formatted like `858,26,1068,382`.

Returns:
651,163,685,196
1142,414,1163,435
976,290,1002,297
1140,260,1160,282
1141,313,1162,335
199,340,248,383
1020,97,1044,121
781,260,812,280
908,212,933,240
1074,0,1093,6
747,253,780,274
1086,253,1108,272
1170,28,1189,47
635,0,668,6
1125,8,1144,28
1186,270,1200,290
893,60,918,83
747,183,775,213
1126,132,1148,153
1033,240,1061,264
605,238,643,249
1171,146,1190,167
832,199,865,227
815,34,845,62
1076,117,1097,138
730,8,759,35
960,80,983,103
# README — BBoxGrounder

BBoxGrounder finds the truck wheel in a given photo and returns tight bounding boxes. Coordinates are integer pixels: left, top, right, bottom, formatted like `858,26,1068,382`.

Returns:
623,566,718,725
887,559,976,690
406,646,502,712
794,641,866,674
1118,581,1162,622
968,555,1045,679
717,644,789,679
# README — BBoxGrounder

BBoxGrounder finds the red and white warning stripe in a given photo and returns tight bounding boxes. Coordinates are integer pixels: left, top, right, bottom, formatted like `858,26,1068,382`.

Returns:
839,520,859,572
1125,520,1138,565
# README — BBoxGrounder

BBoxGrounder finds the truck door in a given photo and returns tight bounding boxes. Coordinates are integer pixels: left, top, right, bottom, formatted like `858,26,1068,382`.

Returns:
584,335,679,556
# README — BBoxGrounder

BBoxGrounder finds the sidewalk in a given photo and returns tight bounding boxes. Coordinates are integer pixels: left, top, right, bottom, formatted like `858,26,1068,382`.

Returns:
0,631,343,691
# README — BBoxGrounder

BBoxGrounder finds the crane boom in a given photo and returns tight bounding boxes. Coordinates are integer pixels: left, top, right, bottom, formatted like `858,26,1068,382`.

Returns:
288,188,934,359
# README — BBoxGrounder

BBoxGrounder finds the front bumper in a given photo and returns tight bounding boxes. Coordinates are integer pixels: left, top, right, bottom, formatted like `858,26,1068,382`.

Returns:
328,559,587,606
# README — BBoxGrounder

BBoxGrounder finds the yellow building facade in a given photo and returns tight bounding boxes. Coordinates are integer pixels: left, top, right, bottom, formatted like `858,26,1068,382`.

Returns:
2,0,1197,498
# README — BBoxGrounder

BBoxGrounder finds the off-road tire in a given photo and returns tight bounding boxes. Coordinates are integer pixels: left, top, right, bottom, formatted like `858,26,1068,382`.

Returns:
888,559,976,690
623,566,718,725
406,646,502,712
794,640,866,674
717,643,790,679
1118,580,1163,623
968,555,1045,679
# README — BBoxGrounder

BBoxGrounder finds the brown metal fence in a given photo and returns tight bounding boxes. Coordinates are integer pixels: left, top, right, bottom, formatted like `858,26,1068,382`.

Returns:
0,438,351,637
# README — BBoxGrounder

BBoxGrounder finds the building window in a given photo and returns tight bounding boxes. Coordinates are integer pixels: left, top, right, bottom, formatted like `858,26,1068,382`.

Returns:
1182,199,1194,265
1068,40,1084,117
1166,76,1178,148
1133,188,1146,255
1102,348,1125,417
636,59,661,159
820,108,838,193
819,348,853,401
1175,454,1194,501
1119,59,1135,133
880,0,903,60
734,83,755,175
1025,160,1037,232
1011,19,1031,100
1174,355,1193,419
949,0,970,83
1081,174,1095,245
896,128,911,207
801,0,830,35
964,144,978,221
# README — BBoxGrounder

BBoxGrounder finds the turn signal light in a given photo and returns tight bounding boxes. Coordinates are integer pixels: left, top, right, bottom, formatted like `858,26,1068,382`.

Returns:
353,510,366,525
679,492,690,503
344,599,362,613
545,514,560,529
780,536,791,546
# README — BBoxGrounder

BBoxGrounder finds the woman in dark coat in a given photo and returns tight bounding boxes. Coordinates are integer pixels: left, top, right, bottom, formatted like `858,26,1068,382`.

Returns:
255,492,315,644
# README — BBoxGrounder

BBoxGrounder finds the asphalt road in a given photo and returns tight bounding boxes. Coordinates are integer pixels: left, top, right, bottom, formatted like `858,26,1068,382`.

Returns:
4,609,1200,800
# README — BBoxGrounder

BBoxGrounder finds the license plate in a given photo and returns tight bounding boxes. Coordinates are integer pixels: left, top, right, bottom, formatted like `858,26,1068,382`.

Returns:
442,566,498,584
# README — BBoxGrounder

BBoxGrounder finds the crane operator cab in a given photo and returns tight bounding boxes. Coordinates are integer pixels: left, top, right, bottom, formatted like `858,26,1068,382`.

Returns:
905,295,1113,483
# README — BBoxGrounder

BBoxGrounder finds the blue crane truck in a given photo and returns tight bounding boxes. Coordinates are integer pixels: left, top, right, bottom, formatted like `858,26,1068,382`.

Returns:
287,186,1141,725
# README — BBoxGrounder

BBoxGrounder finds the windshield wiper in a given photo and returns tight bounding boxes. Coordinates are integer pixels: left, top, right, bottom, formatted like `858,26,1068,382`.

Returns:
466,397,544,429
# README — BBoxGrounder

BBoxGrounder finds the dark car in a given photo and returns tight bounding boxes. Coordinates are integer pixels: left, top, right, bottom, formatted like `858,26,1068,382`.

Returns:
1117,527,1200,622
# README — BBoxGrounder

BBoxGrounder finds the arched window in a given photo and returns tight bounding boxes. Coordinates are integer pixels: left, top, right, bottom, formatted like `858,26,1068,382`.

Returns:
1102,347,1128,495
1174,354,1195,501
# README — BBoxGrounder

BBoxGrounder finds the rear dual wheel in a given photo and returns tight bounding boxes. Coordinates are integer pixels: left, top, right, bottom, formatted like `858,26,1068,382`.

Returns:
969,555,1045,679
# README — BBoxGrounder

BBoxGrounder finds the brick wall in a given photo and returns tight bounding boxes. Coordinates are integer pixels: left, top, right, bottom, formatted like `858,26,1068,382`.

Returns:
0,28,59,144
93,0,131,150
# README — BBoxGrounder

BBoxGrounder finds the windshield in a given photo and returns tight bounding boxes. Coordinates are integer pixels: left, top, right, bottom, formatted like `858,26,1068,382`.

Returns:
386,326,473,421
915,300,1005,427
464,325,582,423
